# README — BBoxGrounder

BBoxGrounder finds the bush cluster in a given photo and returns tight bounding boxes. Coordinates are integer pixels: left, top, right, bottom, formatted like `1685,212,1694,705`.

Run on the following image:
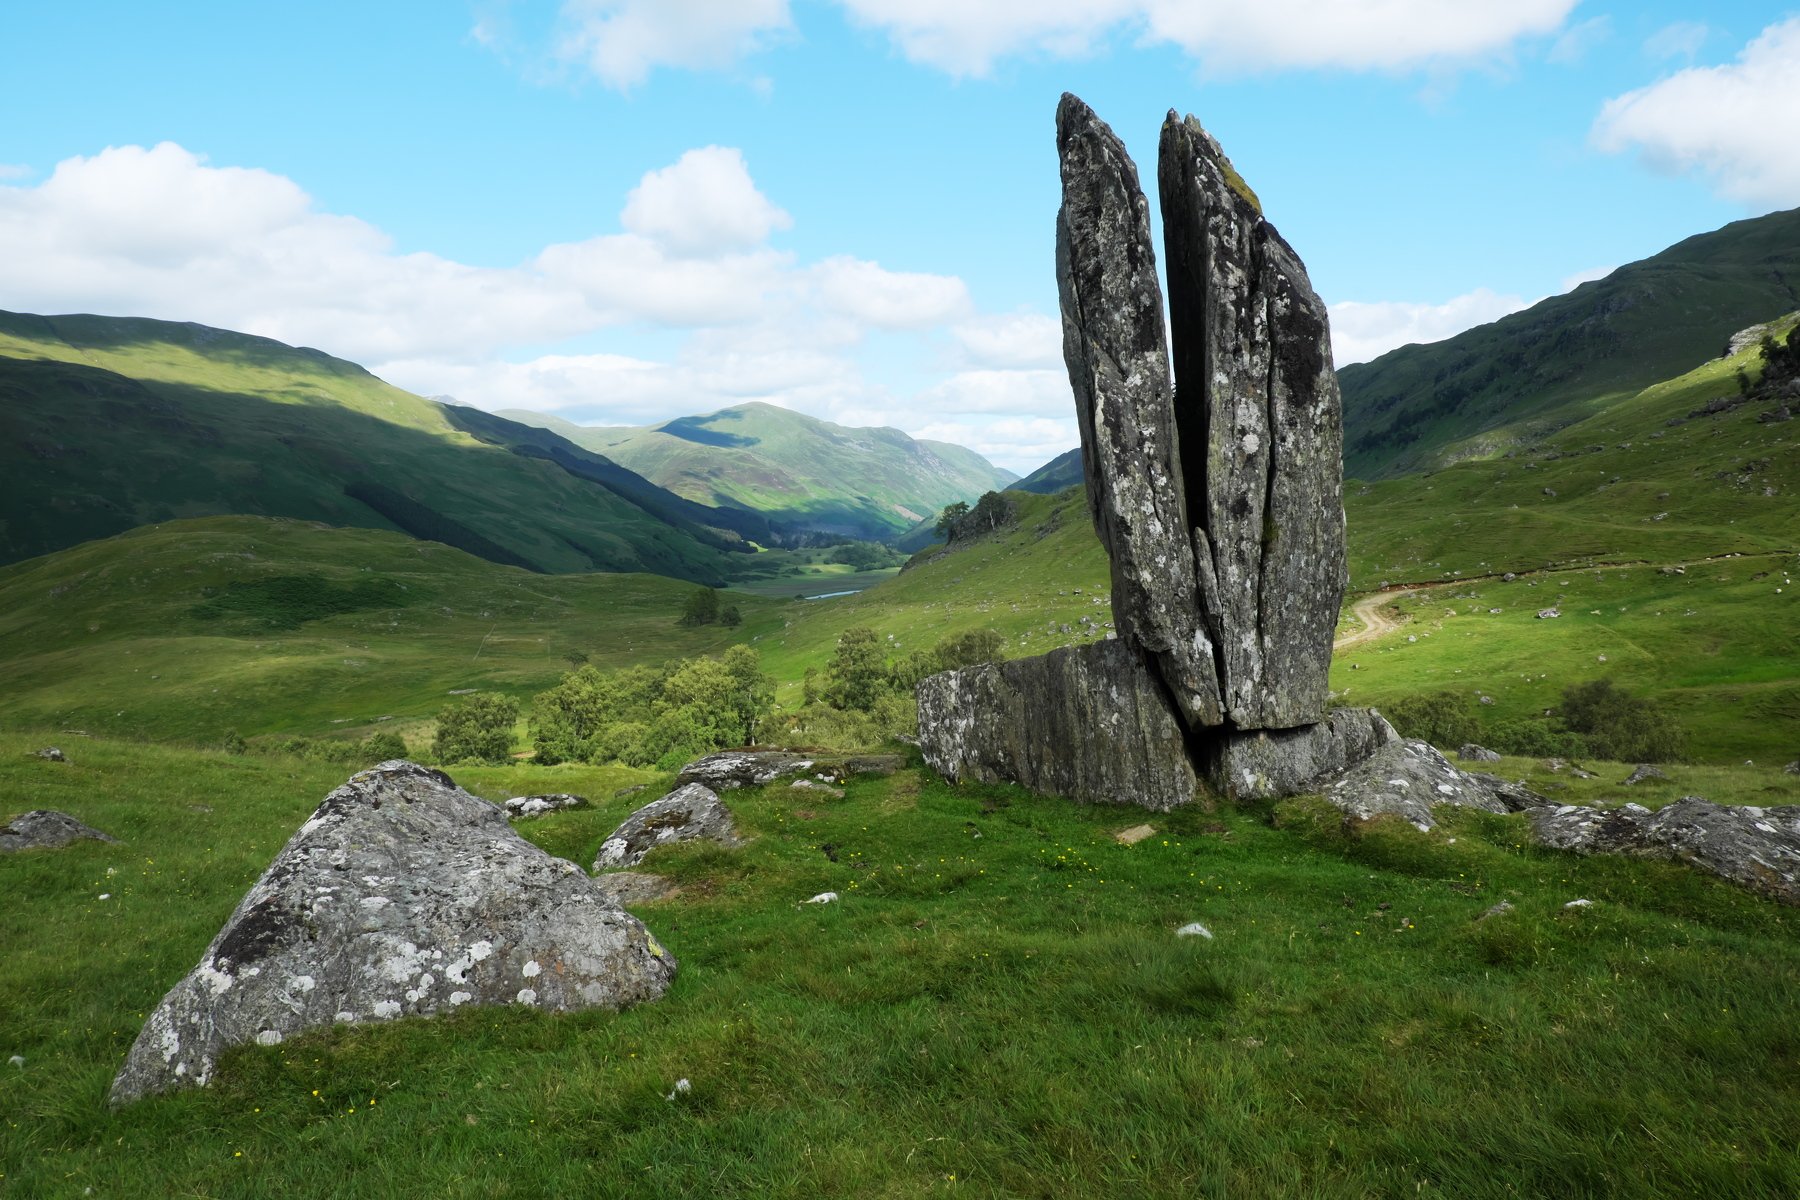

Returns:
529,645,774,770
1379,679,1684,763
256,729,412,765
678,585,741,628
433,693,519,764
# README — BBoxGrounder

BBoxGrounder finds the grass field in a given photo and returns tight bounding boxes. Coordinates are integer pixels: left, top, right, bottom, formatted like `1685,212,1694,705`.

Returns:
3,732,1797,1197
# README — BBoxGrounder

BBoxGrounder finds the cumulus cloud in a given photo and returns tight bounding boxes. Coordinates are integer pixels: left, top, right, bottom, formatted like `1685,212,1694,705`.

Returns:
1328,287,1530,366
0,163,32,181
910,416,1081,475
1593,18,1800,207
0,139,1069,470
554,0,792,89
620,146,791,255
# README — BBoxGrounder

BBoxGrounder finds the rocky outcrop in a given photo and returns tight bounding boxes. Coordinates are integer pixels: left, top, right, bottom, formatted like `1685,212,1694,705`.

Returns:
1459,744,1503,763
1204,708,1398,802
1158,112,1345,729
676,751,818,791
917,639,1202,811
1324,740,1543,831
1528,798,1800,905
110,762,675,1106
503,793,587,820
594,783,741,870
1055,94,1223,730
1,809,117,852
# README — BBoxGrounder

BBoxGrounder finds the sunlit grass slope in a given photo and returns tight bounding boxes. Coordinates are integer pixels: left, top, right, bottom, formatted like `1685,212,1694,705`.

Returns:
0,516,781,744
2,733,1796,1197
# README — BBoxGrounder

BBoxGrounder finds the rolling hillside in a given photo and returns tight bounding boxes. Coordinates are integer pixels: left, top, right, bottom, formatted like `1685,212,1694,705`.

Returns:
498,401,1017,542
1011,447,1084,494
0,311,764,583
1339,206,1800,479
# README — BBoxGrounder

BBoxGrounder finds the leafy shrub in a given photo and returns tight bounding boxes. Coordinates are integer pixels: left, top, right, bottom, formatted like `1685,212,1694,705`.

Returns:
679,585,722,627
824,626,887,712
433,693,519,764
1482,717,1585,759
1558,679,1686,763
361,731,409,762
528,648,773,767
1378,690,1480,750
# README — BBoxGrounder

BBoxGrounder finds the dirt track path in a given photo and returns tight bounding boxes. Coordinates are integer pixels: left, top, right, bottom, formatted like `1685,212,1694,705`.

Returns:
1334,589,1419,651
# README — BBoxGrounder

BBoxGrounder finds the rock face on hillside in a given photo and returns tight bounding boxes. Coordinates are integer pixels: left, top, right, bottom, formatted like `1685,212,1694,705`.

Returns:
110,762,675,1106
1528,798,1800,905
593,783,741,870
0,809,117,852
918,94,1379,811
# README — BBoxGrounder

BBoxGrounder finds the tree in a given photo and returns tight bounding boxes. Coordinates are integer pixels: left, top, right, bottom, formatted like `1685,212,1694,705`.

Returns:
935,628,1005,670
934,501,970,540
530,665,613,765
1559,679,1685,762
720,604,742,627
361,731,409,762
433,692,519,764
679,585,722,627
825,626,887,712
721,645,776,744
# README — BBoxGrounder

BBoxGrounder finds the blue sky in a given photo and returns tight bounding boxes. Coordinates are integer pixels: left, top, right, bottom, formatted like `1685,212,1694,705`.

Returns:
3,2,1797,472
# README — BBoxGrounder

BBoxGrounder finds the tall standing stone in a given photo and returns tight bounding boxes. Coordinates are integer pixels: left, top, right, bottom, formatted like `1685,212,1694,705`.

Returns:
1159,113,1346,729
1055,93,1224,730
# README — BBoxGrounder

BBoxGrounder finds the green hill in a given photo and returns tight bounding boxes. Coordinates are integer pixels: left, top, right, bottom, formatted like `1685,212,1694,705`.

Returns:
497,401,1017,542
1011,447,1084,495
1339,206,1800,480
0,515,782,745
0,311,765,583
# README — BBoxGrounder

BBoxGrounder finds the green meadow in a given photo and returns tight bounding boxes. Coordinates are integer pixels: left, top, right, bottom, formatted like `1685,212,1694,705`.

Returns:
3,733,1798,1197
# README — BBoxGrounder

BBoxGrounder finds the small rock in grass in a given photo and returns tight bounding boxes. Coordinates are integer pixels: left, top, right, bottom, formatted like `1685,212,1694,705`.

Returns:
8,1055,22,1068
1114,823,1157,846
1564,898,1596,909
804,891,838,905
665,1078,692,1101
1,810,118,852
791,779,845,800
1621,764,1667,786
1175,922,1213,939
1476,901,1514,922
594,784,740,871
1458,744,1502,763
502,793,587,820
35,747,66,762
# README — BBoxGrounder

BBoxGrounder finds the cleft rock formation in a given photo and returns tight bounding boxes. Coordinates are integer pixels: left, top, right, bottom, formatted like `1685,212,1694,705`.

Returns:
920,94,1373,809
110,761,675,1106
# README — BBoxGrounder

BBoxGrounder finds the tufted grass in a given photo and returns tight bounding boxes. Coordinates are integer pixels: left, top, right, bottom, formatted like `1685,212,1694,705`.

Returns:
3,732,1798,1197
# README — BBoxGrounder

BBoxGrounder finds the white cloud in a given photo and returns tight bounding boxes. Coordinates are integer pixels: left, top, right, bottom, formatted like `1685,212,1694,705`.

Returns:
810,256,971,329
0,163,32,181
620,146,791,255
1593,18,1800,207
1329,287,1530,366
0,139,1068,472
1548,16,1610,65
1644,20,1708,61
951,313,1064,369
910,416,1080,475
834,0,1137,76
554,0,792,89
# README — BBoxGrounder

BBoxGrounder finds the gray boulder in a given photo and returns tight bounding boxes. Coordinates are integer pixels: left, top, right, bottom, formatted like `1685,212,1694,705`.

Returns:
0,809,117,852
1159,111,1346,730
1055,93,1223,730
676,751,817,791
1325,740,1544,831
917,639,1202,811
594,783,741,870
109,761,675,1106
1622,764,1668,786
1459,744,1503,763
1203,708,1398,801
35,747,66,762
1528,798,1800,905
502,793,587,820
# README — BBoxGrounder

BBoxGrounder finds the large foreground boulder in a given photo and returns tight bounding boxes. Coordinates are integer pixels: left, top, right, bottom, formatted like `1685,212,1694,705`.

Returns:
0,809,117,852
110,762,676,1106
1528,798,1800,905
1204,709,1399,802
594,783,742,870
1325,740,1543,831
917,639,1202,811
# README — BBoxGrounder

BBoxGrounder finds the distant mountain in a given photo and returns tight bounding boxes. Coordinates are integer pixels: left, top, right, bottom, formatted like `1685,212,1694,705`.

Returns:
0,311,758,583
496,401,1016,542
1339,206,1800,479
1012,448,1084,494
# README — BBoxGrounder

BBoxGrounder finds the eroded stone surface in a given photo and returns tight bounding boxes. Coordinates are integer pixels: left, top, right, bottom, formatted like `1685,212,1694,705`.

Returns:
1203,708,1398,802
594,783,741,870
110,762,675,1106
1325,740,1543,831
1528,797,1800,905
1055,92,1223,730
0,809,117,852
503,793,588,820
1158,111,1345,729
676,751,817,791
917,639,1203,811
